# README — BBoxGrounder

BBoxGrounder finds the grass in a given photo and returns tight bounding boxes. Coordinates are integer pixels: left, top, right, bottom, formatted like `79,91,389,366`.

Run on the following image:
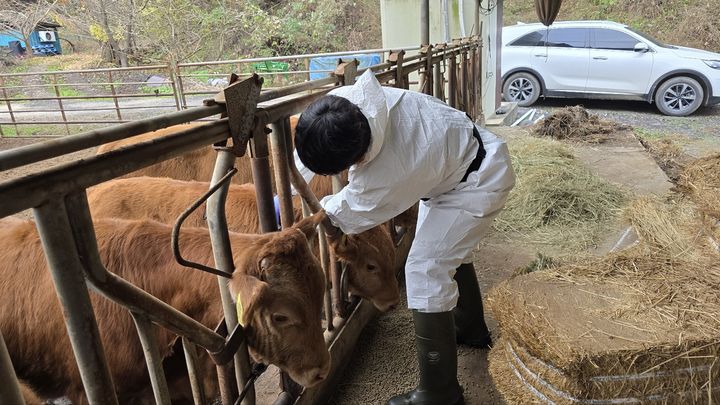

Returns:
0,124,72,137
139,84,174,95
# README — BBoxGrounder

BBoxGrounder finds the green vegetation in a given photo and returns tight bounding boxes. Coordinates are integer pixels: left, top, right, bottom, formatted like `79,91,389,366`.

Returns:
139,84,174,95
0,124,71,137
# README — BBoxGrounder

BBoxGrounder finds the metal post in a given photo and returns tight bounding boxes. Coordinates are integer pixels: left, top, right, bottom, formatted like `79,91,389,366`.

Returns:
33,198,119,405
460,49,469,113
0,76,19,136
448,52,458,108
477,31,484,121
131,312,172,405
175,62,189,109
270,118,295,228
182,338,208,405
167,62,182,111
249,124,279,233
469,46,477,120
207,147,252,405
0,330,25,405
421,0,430,45
107,70,123,121
388,51,405,89
434,62,443,100
421,45,434,96
216,362,238,405
50,74,71,135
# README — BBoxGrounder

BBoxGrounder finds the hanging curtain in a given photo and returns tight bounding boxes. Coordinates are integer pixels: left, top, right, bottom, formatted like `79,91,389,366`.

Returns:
534,0,563,26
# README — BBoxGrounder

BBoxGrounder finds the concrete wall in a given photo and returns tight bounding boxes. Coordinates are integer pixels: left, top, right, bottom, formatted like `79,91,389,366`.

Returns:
380,0,502,121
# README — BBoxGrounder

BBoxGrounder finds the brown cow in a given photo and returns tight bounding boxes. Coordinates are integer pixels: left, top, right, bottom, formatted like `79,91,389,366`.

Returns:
95,118,345,197
87,177,401,313
0,214,329,404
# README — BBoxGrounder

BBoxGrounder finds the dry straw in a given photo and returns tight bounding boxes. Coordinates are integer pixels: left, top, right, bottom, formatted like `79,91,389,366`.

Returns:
677,153,720,219
494,136,627,249
533,106,629,142
489,195,720,403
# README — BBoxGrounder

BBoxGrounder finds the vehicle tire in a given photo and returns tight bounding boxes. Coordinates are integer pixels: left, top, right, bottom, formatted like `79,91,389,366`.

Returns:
503,72,541,107
655,76,704,116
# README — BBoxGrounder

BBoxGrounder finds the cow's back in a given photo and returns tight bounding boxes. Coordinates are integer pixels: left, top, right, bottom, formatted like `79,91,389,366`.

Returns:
95,120,343,197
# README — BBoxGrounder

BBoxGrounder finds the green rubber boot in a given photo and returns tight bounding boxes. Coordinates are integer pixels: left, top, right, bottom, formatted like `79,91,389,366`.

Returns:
386,311,464,405
453,263,492,348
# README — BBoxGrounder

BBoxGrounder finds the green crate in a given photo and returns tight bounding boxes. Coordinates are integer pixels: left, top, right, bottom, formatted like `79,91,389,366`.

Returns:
252,61,289,73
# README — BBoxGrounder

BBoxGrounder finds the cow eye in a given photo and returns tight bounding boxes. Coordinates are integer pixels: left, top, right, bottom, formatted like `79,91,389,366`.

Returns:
367,264,379,273
272,313,289,324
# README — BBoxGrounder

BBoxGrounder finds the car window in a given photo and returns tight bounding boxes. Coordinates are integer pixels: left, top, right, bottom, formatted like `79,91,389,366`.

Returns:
592,29,640,51
546,28,587,48
509,30,546,47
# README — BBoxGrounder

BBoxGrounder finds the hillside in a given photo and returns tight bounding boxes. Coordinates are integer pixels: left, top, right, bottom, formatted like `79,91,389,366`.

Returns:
504,0,720,52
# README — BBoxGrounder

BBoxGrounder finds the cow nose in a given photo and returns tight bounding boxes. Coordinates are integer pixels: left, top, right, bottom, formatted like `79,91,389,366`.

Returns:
387,303,398,312
309,366,329,384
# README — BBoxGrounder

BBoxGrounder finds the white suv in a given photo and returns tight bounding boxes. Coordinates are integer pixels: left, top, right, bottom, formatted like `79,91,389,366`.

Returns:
501,21,720,116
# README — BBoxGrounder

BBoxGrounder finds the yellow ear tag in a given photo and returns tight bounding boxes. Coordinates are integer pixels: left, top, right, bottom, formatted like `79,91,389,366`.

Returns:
236,292,245,327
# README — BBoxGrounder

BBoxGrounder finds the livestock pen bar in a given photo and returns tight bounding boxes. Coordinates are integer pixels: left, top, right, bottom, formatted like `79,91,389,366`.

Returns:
0,36,483,405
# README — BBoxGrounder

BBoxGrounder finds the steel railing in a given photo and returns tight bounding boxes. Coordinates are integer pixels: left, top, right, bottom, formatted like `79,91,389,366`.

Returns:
0,47,422,138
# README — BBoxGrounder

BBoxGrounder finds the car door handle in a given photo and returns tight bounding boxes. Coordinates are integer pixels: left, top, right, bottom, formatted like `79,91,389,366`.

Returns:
534,54,547,57
593,56,608,60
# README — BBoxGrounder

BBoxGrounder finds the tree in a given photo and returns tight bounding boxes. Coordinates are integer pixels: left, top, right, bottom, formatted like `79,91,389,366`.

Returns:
0,0,60,56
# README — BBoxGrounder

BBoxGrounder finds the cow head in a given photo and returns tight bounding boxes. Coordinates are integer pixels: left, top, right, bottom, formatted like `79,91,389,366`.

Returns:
229,212,330,388
329,226,400,313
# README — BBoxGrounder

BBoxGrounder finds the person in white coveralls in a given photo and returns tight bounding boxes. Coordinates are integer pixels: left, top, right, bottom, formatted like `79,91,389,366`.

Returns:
293,70,515,405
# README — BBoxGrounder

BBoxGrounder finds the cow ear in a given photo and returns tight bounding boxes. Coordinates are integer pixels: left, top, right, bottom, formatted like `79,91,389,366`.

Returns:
293,210,326,240
230,273,269,327
328,233,358,258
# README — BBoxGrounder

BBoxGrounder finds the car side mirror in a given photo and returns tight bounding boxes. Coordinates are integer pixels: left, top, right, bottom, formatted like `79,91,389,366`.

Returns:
634,42,650,53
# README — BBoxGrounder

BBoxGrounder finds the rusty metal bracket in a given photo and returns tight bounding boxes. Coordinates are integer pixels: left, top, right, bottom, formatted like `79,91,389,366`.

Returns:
388,50,406,89
333,59,359,86
171,168,238,278
210,74,263,157
209,319,247,365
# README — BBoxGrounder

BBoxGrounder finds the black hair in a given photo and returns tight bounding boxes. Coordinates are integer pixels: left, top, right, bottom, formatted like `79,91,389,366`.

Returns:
295,95,372,175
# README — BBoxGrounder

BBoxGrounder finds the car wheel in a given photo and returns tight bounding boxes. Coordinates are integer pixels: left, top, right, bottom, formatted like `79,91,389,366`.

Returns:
503,72,541,107
655,77,704,116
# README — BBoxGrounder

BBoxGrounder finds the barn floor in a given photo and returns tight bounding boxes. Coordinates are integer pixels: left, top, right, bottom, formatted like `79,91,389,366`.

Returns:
0,126,677,404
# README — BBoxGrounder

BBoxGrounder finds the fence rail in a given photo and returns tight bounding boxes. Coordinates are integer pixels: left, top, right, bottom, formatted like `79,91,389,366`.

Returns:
0,46,421,138
0,35,483,405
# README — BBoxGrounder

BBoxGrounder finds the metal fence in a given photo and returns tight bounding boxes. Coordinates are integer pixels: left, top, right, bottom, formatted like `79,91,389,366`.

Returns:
0,35,483,405
0,47,421,138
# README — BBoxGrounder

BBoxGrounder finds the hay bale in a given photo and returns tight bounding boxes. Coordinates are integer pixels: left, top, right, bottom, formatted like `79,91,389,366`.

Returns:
533,106,628,142
495,137,627,249
489,197,720,403
677,153,720,219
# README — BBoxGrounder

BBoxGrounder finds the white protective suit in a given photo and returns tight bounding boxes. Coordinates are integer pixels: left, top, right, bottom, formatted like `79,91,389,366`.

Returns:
295,70,515,313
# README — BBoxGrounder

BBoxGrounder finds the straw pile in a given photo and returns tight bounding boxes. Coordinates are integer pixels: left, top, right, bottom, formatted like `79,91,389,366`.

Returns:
494,137,628,250
533,106,628,142
639,136,686,181
489,196,720,404
677,153,720,219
